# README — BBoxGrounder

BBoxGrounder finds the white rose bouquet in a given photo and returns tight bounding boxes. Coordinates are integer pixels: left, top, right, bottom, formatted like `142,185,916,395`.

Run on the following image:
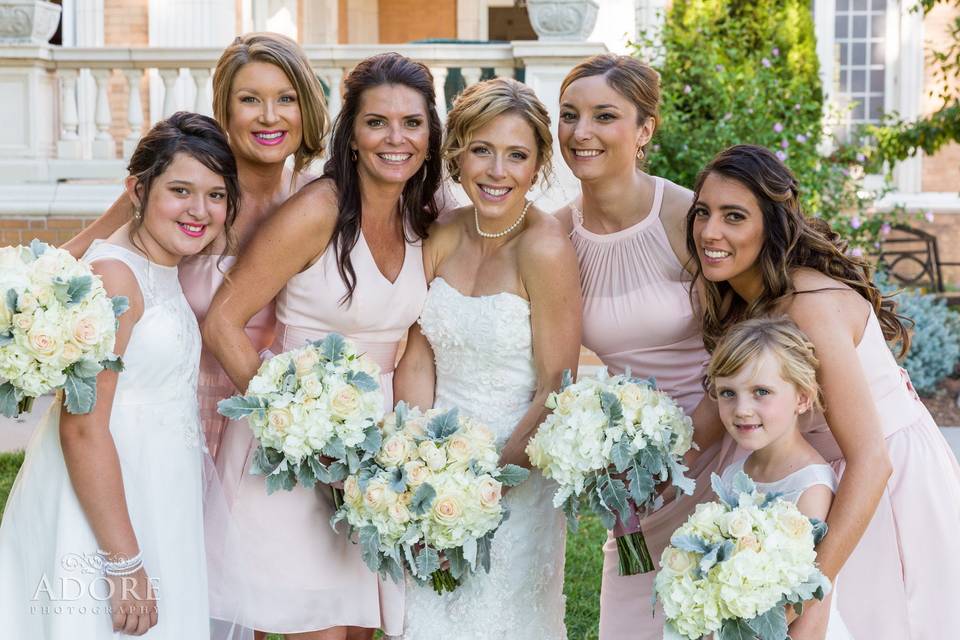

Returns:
525,369,696,575
0,240,127,417
332,402,528,594
654,472,831,640
218,333,384,496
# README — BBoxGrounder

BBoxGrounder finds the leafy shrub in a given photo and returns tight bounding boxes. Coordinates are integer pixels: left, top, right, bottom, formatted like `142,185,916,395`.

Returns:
877,273,960,395
637,0,906,249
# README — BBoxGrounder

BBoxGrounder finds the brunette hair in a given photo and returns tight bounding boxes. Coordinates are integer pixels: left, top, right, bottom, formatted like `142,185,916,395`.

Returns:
127,112,240,247
559,53,661,162
443,77,553,184
321,52,442,303
212,32,329,176
707,317,823,412
685,144,909,354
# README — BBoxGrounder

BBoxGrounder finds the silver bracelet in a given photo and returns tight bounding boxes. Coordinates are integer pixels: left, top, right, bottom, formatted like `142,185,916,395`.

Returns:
96,549,143,575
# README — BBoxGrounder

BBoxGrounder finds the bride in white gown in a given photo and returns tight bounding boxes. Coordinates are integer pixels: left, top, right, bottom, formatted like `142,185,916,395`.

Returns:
0,113,237,638
393,78,582,640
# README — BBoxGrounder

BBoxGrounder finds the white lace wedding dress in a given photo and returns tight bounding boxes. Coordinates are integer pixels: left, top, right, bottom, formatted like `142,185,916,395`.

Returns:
0,242,209,638
395,277,567,640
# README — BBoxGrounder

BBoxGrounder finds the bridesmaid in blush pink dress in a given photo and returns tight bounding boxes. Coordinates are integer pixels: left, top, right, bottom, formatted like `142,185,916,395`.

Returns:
61,33,329,461
555,54,736,640
689,144,960,639
202,54,444,639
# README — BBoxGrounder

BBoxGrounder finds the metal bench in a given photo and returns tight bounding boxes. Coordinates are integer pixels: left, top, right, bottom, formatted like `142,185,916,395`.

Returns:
877,224,960,305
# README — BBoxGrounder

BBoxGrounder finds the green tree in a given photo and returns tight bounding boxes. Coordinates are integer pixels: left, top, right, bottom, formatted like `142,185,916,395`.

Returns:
638,0,901,249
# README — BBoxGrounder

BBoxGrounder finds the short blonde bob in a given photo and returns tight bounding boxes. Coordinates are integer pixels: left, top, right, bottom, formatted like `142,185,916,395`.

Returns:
706,316,823,412
442,77,552,184
212,32,330,176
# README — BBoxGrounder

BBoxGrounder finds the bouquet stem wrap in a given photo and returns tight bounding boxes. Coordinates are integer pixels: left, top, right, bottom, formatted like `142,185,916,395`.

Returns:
612,504,654,575
430,568,459,594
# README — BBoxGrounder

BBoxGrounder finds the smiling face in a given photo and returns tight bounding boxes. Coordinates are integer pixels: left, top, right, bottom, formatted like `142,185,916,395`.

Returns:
225,61,303,166
691,172,767,295
715,349,812,452
458,112,540,229
127,152,229,266
351,83,430,187
557,74,654,181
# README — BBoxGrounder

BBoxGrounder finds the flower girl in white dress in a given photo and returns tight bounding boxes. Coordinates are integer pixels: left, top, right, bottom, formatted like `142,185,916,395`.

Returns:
710,317,853,639
0,111,238,638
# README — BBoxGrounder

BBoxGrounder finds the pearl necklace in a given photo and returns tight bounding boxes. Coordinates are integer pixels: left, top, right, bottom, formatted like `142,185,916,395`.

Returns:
475,200,532,239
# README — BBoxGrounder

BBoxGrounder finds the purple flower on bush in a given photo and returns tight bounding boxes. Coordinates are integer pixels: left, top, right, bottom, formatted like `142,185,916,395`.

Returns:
881,223,891,236
683,84,692,94
856,152,866,163
796,133,808,143
773,122,784,133
781,140,790,149
794,103,801,110
925,211,935,222
775,150,787,161
716,64,725,72
850,247,864,258
724,112,733,120
762,58,771,68
850,216,861,229
772,47,780,57
874,242,882,249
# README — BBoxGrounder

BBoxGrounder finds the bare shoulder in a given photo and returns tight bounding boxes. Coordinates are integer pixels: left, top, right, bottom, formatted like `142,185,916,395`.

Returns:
551,202,577,234
272,177,339,233
785,270,869,345
89,258,144,321
795,483,833,521
518,211,577,271
659,176,695,230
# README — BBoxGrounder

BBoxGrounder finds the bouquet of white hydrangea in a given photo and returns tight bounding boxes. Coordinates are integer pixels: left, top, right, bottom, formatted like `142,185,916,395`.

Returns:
0,240,127,417
525,369,696,574
333,402,528,594
654,472,831,640
218,333,384,495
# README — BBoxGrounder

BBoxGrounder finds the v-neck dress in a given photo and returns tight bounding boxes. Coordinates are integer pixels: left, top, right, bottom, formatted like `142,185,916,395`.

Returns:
209,232,426,635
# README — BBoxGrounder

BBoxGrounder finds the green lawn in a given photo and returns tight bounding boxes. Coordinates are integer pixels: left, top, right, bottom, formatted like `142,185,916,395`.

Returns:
0,451,604,637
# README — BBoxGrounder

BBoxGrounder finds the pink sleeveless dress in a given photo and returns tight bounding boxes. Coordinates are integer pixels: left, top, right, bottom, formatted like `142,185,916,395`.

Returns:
179,254,276,460
800,309,960,639
570,177,738,640
209,232,425,635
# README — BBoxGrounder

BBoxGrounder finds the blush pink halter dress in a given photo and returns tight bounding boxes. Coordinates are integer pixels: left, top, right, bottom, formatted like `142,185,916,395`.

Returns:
570,176,738,640
208,232,426,635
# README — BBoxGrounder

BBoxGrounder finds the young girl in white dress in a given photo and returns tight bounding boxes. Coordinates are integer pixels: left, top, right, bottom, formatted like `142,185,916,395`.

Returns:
0,111,238,638
708,317,853,639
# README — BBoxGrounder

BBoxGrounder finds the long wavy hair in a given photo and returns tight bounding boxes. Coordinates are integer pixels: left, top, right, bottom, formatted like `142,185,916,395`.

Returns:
685,144,910,355
321,53,442,303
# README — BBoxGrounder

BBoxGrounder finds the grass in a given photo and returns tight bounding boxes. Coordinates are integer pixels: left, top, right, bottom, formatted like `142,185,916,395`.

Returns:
0,451,605,636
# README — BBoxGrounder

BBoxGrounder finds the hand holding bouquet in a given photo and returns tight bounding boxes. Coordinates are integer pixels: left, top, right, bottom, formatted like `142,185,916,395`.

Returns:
333,402,528,594
218,333,384,495
0,241,127,417
654,472,831,640
525,369,696,574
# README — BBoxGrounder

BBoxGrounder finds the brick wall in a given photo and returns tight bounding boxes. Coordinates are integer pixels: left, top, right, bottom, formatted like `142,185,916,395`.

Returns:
920,2,960,192
378,0,455,44
1,219,94,248
104,0,151,158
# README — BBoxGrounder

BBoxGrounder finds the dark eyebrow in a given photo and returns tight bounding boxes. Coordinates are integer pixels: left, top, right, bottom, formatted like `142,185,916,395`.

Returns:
362,113,425,119
233,86,296,94
593,104,621,110
166,179,194,186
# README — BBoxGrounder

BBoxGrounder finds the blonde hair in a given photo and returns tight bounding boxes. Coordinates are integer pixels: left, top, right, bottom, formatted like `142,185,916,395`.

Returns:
212,32,330,176
706,317,823,411
559,53,661,163
442,77,552,184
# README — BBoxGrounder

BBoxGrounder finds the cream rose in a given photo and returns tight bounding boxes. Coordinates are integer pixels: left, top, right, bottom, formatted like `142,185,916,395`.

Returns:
477,477,502,510
16,290,37,313
299,372,323,397
330,385,361,419
432,494,463,526
363,481,388,511
777,509,812,540
445,434,473,463
377,433,408,467
26,324,60,360
344,475,361,504
418,441,447,471
662,547,696,574
736,534,762,553
405,461,431,486
13,313,33,332
72,315,102,346
267,407,294,434
294,349,319,375
60,341,82,364
724,510,754,539
388,500,411,524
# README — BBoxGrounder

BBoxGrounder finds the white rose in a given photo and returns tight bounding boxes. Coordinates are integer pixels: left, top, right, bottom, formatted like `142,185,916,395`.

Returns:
344,475,361,505
329,384,361,419
363,480,388,511
377,433,409,467
23,321,61,362
60,341,82,365
445,434,474,464
432,493,463,527
387,500,411,524
404,460,431,487
267,407,294,434
418,441,447,471
777,508,813,540
71,314,103,347
662,547,696,574
477,476,502,511
299,372,323,397
724,510,754,539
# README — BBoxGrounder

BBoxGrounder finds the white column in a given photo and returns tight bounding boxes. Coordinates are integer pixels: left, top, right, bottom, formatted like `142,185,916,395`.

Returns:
159,69,180,118
461,66,483,88
58,69,83,159
323,69,343,124
123,69,144,159
90,69,115,159
432,67,449,121
494,66,514,80
192,68,213,117
894,1,924,193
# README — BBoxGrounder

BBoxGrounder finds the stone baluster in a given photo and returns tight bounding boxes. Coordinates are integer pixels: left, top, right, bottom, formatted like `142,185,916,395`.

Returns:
57,68,82,159
123,69,145,159
159,69,180,118
461,66,482,88
192,68,213,117
494,66,514,80
431,66,448,120
323,68,342,124
91,69,115,159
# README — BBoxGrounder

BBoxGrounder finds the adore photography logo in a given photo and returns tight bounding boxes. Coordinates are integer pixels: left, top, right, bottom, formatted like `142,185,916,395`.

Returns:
28,552,160,616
